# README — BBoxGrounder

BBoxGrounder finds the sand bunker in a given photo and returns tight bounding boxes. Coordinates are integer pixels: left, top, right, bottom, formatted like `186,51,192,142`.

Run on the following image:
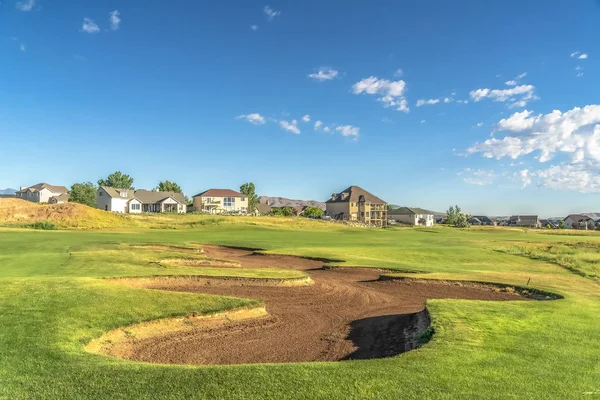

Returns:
91,246,551,365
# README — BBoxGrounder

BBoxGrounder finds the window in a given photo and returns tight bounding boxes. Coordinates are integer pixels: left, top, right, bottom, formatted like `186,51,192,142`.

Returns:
241,197,246,201
99,192,103,196
131,203,140,210
223,197,236,210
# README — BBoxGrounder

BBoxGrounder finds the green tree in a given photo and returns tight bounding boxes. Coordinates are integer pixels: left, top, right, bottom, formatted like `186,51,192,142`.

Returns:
445,205,471,228
97,171,134,189
69,182,97,208
303,206,324,218
156,181,182,193
559,220,565,229
272,207,283,216
281,206,293,217
240,182,259,214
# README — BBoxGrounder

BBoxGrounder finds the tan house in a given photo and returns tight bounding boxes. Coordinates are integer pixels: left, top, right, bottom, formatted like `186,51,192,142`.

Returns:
325,186,387,226
15,183,68,203
389,207,435,226
48,193,70,204
192,189,248,214
97,186,186,213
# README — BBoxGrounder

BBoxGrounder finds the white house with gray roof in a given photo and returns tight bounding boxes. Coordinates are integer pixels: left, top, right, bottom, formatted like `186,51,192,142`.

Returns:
16,183,69,203
97,186,186,213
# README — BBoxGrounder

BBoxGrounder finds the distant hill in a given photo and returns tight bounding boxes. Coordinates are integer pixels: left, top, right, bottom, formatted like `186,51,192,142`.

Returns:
0,188,16,195
258,196,326,211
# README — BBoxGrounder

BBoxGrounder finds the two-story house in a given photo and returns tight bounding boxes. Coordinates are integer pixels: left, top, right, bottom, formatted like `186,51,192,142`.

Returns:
388,207,435,227
325,186,387,226
15,183,68,203
192,189,248,214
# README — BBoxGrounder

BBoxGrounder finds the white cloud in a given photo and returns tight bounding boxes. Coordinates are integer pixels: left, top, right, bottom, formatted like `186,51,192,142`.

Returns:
16,0,35,11
476,122,484,127
416,98,440,107
314,120,322,130
308,67,338,81
571,51,580,58
505,80,517,86
461,168,496,186
336,125,359,138
109,10,121,31
352,76,409,113
280,119,300,134
323,126,331,133
302,115,310,123
82,18,100,33
468,105,600,166
420,120,426,124
250,25,259,31
20,43,26,52
236,113,266,125
264,6,281,21
443,97,453,103
578,53,588,59
394,68,403,77
516,72,527,80
577,72,584,78
469,84,538,108
456,99,469,104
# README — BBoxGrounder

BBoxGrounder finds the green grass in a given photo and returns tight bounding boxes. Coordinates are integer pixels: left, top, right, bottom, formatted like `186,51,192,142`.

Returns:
0,222,599,399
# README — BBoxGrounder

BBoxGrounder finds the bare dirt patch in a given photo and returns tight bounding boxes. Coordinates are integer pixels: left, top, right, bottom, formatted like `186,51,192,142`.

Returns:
97,246,542,366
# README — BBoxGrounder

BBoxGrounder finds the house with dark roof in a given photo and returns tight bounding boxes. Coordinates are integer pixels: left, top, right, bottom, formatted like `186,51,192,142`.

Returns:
15,183,68,203
563,214,595,230
325,186,387,226
539,219,558,229
468,215,496,226
508,215,541,228
192,189,248,214
48,193,70,204
388,207,435,226
254,202,272,216
97,186,186,213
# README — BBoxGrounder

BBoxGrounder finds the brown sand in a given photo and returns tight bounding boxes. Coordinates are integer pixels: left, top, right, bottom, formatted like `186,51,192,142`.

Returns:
102,246,530,365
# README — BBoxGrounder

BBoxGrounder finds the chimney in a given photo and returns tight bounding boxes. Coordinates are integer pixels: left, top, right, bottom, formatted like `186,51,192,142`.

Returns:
331,193,337,200
20,186,25,191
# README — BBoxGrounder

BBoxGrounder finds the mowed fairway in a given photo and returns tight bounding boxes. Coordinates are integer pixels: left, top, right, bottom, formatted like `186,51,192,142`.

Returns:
0,219,599,399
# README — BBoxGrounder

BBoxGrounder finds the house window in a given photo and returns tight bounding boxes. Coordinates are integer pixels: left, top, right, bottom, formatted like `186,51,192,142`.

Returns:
99,192,103,196
223,197,236,210
131,203,140,210
241,197,246,201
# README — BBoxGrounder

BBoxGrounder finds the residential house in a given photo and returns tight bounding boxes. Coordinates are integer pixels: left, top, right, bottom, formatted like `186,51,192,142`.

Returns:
325,186,387,226
509,215,541,228
48,194,70,204
255,202,272,216
388,207,435,227
563,214,595,230
468,215,496,226
539,219,558,229
192,189,248,214
15,183,68,203
97,186,186,213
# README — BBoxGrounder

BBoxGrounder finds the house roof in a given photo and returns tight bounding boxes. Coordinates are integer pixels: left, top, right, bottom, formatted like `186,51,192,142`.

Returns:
326,186,386,204
133,189,186,204
193,189,244,198
564,214,592,222
51,194,70,201
100,186,135,199
17,183,68,194
255,202,272,214
471,215,494,224
540,219,557,227
388,207,434,215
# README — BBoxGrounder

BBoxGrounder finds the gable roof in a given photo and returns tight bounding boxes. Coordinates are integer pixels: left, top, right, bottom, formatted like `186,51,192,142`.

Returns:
255,202,272,214
50,193,70,201
133,189,186,204
388,206,434,215
326,186,386,204
193,189,244,198
99,186,135,199
17,183,68,194
471,215,494,224
564,214,592,222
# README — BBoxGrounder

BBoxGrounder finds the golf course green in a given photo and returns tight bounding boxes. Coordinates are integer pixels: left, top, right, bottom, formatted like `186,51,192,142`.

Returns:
0,215,598,399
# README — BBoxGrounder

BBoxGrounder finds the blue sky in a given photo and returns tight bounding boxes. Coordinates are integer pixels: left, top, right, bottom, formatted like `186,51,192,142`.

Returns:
1,1,600,215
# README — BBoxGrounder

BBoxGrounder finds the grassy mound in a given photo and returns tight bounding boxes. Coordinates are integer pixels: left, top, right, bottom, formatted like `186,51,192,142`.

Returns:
0,198,130,229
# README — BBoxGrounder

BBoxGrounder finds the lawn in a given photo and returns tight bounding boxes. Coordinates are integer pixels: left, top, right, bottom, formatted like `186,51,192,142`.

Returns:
0,220,599,399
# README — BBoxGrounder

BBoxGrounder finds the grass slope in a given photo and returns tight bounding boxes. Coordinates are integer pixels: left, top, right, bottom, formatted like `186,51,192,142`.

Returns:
0,222,599,399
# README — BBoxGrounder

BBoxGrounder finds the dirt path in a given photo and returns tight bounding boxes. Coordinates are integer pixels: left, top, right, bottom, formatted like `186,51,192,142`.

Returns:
108,246,530,365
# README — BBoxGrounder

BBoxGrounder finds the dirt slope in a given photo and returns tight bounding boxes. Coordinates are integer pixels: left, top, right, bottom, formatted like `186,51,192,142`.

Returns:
0,198,129,228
